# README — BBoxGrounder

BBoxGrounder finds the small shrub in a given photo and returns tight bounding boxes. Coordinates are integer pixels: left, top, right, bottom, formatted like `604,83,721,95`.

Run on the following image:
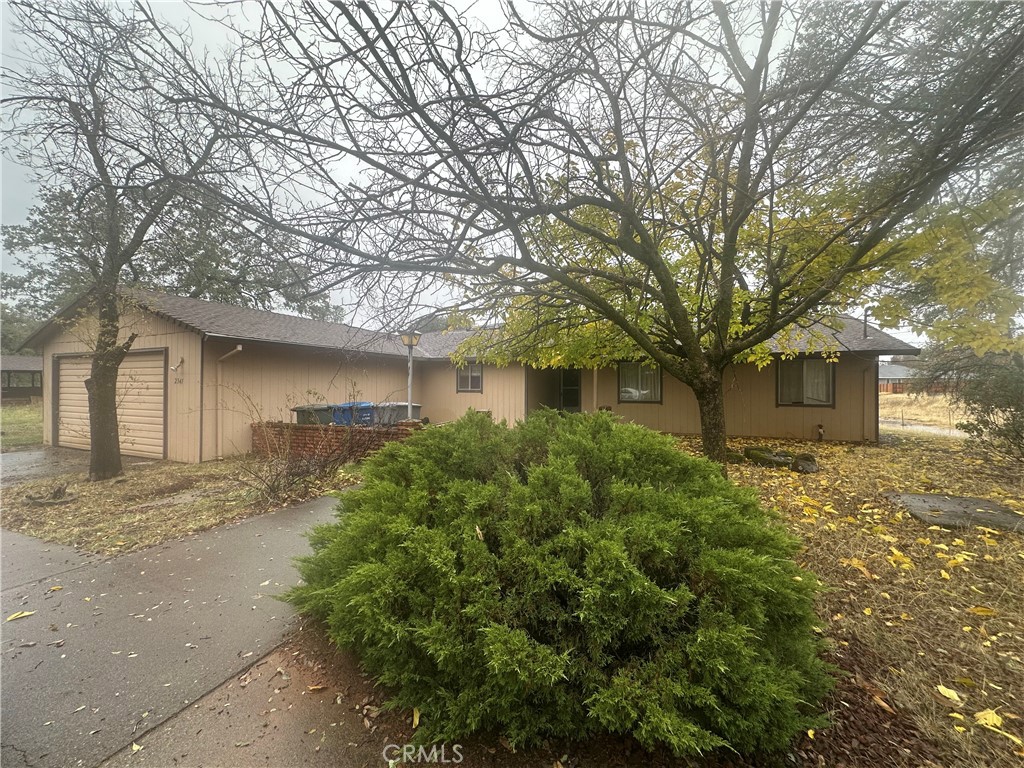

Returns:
287,410,831,758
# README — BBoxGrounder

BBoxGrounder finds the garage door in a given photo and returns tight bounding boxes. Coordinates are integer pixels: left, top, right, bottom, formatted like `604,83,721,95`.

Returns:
56,352,166,459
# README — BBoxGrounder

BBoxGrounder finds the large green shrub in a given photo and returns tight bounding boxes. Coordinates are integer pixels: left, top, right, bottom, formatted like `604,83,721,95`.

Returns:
288,410,831,757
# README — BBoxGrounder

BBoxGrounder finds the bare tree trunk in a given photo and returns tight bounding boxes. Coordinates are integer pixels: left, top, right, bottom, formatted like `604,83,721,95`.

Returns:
85,292,136,481
691,372,728,474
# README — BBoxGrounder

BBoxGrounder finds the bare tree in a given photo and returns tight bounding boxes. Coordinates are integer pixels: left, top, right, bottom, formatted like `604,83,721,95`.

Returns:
2,1,251,479
148,1,1024,464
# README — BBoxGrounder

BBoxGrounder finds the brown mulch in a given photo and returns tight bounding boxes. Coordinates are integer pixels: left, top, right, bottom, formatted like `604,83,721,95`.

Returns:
283,623,943,768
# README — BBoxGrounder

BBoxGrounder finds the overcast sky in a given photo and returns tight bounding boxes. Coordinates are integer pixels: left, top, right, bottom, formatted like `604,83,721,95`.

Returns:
0,2,925,346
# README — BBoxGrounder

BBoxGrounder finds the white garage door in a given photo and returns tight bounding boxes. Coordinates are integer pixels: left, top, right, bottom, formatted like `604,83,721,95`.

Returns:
56,352,166,459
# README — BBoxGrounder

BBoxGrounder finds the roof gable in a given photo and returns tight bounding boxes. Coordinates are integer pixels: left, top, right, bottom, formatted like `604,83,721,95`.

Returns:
769,315,919,356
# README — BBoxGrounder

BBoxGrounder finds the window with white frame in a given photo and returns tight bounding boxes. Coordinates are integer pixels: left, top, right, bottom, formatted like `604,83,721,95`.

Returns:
618,361,661,402
777,358,834,406
456,363,483,393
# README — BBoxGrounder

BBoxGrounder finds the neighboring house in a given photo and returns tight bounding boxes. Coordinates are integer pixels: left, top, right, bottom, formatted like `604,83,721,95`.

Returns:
0,355,43,403
24,291,917,462
878,362,919,394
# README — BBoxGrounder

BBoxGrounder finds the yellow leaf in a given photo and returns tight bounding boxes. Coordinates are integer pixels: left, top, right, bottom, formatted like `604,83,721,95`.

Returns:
954,725,967,733
887,547,914,570
941,570,951,580
807,729,815,740
413,707,420,729
915,537,932,545
131,743,143,753
900,612,913,621
967,606,998,617
5,611,35,622
949,712,965,720
307,685,327,692
937,685,963,703
863,607,873,616
840,557,874,579
46,586,63,593
975,709,1003,728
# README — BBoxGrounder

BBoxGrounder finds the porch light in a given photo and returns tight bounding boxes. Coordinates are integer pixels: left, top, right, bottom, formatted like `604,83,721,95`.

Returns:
402,330,421,420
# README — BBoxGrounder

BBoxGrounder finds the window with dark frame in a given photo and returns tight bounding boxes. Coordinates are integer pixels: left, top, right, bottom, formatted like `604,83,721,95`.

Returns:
617,361,661,402
456,363,483,393
777,358,834,406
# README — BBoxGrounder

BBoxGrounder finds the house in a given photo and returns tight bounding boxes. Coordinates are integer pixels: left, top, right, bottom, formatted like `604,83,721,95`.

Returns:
878,362,919,394
1,355,43,403
24,291,917,461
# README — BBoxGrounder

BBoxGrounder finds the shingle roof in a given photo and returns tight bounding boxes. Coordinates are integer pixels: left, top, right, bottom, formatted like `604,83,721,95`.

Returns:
769,315,919,356
0,355,43,372
134,291,417,359
24,289,919,361
878,363,921,380
415,329,485,359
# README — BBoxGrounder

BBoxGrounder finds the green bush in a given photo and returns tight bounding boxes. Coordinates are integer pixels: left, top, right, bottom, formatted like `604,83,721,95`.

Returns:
287,410,831,757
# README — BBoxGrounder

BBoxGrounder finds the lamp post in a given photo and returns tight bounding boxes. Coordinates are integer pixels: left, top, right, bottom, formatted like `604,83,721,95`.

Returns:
400,330,421,420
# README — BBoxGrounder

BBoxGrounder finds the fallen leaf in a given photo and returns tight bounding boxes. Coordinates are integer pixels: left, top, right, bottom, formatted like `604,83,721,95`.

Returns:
131,742,143,753
806,729,815,740
46,586,63,593
872,695,896,715
967,606,998,617
937,685,963,703
975,709,1003,727
413,707,420,728
307,685,327,692
6,611,35,622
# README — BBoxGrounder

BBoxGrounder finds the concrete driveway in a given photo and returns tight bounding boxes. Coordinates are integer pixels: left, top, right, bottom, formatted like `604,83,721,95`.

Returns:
0,495,339,768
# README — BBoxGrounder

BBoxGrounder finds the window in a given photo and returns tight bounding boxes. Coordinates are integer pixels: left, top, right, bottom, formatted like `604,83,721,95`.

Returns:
777,358,834,406
618,362,661,403
457,364,483,393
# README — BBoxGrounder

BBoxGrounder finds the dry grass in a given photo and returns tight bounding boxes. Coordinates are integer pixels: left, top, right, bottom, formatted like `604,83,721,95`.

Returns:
1,403,44,452
679,434,1024,767
878,392,965,430
0,458,257,554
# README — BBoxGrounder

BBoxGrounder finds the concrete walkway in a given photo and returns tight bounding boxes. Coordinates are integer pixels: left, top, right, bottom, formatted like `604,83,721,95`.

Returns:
0,496,339,768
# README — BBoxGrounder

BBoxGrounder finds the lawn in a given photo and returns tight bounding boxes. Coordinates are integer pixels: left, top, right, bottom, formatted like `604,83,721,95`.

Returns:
878,392,964,430
0,402,43,452
0,457,358,555
677,432,1024,767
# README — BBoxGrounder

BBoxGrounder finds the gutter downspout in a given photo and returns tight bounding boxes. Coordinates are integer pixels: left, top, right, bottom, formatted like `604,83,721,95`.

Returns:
215,344,243,459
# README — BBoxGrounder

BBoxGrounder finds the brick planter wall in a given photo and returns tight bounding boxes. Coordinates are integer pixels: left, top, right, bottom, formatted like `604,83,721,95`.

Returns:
251,421,423,464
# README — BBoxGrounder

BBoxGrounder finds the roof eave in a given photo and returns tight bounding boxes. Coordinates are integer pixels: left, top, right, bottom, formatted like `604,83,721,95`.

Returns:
199,332,414,361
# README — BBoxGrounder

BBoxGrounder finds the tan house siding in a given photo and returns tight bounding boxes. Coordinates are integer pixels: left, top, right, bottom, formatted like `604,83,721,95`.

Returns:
417,362,527,425
201,340,410,458
41,309,202,462
593,355,877,442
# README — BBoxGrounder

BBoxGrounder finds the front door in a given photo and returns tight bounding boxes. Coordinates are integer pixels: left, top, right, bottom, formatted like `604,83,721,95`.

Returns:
559,369,581,412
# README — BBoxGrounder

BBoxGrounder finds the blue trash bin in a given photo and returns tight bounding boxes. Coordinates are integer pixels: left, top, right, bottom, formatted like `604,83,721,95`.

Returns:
335,401,375,426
